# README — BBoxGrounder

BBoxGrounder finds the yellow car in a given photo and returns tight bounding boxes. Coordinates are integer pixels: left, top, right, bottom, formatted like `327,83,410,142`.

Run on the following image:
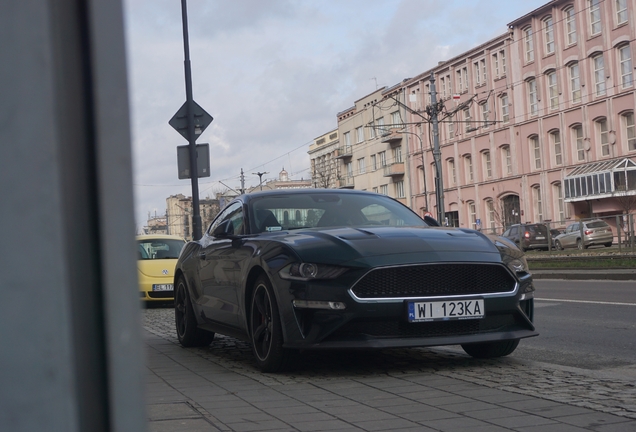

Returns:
137,234,186,302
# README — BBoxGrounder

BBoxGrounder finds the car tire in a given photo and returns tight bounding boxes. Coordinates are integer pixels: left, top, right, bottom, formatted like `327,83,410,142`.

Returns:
555,240,563,251
175,276,214,347
576,239,587,250
605,242,612,247
461,339,520,359
249,275,294,373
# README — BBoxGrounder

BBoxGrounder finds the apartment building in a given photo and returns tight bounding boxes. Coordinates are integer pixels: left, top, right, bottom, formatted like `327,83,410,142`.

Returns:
401,0,635,232
165,193,220,240
308,129,340,189
333,82,411,205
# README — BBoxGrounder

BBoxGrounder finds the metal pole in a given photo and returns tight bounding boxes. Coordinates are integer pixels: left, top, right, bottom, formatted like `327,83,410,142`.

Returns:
430,73,445,223
181,0,202,240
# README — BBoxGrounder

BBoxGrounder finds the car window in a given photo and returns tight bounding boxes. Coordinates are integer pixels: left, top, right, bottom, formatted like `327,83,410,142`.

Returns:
587,221,608,228
208,202,244,236
137,238,185,260
502,228,510,236
510,227,518,236
249,192,426,231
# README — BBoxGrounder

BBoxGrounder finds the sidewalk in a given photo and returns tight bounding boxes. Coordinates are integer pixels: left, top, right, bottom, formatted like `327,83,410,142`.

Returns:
144,329,636,432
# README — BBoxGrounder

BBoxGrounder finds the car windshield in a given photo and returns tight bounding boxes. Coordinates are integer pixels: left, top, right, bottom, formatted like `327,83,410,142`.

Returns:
249,192,428,233
138,239,185,260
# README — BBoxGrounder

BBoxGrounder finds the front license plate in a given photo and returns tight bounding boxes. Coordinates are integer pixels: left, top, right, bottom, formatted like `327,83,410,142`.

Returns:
152,284,173,291
407,299,484,322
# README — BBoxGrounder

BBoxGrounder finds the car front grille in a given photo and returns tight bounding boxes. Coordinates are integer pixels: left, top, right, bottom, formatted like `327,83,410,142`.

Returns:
147,291,174,299
350,263,515,299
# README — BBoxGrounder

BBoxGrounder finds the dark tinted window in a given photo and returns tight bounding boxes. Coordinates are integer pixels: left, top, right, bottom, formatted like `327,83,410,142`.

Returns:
586,221,609,228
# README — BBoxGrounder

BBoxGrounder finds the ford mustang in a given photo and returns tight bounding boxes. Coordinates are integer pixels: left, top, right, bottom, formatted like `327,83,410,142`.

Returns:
174,189,537,372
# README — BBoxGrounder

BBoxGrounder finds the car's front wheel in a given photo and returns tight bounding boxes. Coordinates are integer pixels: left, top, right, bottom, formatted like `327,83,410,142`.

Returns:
461,339,519,358
249,275,293,373
555,240,563,250
175,276,214,347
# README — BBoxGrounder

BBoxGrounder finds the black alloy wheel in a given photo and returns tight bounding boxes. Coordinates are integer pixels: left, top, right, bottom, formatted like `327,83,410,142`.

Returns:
175,276,214,347
461,339,520,358
249,275,293,372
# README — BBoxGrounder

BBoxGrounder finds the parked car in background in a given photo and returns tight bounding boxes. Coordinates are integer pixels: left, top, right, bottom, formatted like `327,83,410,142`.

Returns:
137,234,186,302
554,220,613,250
550,228,563,240
173,189,538,372
501,223,550,251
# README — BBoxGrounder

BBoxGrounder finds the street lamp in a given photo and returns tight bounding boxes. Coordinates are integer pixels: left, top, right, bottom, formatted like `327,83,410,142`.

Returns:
253,171,268,191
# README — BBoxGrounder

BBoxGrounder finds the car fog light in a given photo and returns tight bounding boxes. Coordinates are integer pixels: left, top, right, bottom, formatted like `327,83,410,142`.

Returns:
292,300,346,310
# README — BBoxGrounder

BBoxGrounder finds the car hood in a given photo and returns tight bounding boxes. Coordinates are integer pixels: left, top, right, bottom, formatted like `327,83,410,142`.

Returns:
269,226,515,267
137,259,178,277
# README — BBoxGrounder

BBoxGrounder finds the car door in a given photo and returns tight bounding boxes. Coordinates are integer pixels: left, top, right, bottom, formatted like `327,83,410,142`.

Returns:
197,202,248,328
562,223,578,248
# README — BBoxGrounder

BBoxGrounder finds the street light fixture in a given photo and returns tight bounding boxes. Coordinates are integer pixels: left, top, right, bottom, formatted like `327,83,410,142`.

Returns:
253,172,268,191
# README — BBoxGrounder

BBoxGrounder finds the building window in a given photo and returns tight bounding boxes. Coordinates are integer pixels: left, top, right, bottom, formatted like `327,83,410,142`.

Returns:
624,112,636,151
448,158,457,186
480,101,490,128
357,157,366,174
343,131,351,147
468,202,477,229
465,155,474,182
492,52,500,78
547,71,558,110
474,59,486,85
487,200,496,230
527,78,538,116
393,146,403,163
544,16,555,54
448,118,454,137
597,118,610,156
440,76,446,97
551,130,562,165
533,186,543,222
524,27,534,62
619,44,633,88
391,111,401,129
483,151,492,178
368,122,375,139
378,151,386,167
530,136,541,169
372,187,378,194
500,50,507,75
356,126,364,143
501,93,509,123
376,117,385,134
617,0,628,24
395,180,405,198
464,107,472,132
370,154,377,171
456,69,463,93
380,184,388,195
593,54,606,96
573,125,585,161
565,6,577,45
590,0,602,35
502,145,512,175
462,67,469,91
569,62,581,103
346,162,353,177
554,183,565,222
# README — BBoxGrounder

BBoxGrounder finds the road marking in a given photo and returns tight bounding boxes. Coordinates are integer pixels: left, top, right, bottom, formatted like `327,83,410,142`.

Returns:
535,298,636,307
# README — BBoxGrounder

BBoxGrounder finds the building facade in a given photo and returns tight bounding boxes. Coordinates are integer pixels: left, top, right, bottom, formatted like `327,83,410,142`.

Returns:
308,129,340,188
166,193,220,240
398,0,634,233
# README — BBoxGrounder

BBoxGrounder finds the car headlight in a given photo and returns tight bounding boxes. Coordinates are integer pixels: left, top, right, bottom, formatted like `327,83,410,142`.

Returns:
279,263,348,281
507,257,529,275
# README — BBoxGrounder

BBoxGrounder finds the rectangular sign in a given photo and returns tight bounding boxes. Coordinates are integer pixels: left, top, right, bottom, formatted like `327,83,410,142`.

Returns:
177,143,210,179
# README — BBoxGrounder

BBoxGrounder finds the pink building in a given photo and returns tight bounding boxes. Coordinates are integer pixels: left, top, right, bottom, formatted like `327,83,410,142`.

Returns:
402,0,635,233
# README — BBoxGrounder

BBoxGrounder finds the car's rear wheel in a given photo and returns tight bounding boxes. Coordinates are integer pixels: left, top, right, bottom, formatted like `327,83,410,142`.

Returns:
555,240,563,250
605,242,612,247
577,239,587,250
249,275,293,373
175,276,214,347
461,339,519,358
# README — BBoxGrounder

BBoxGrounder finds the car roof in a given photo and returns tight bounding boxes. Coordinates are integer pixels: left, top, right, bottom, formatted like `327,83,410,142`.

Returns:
238,188,386,204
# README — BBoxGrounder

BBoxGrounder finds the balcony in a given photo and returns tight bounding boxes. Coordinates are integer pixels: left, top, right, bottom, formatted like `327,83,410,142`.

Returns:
383,162,405,177
381,131,402,145
335,145,352,159
338,176,354,189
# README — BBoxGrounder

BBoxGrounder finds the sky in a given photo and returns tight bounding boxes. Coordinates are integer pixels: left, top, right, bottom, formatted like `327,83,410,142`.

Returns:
123,0,548,230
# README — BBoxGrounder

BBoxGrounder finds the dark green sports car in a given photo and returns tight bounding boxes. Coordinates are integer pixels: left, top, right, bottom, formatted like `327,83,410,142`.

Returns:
174,189,538,372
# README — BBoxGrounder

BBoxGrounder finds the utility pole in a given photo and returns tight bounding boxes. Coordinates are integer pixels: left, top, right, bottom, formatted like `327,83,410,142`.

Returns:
240,168,245,194
429,72,445,224
253,172,268,191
